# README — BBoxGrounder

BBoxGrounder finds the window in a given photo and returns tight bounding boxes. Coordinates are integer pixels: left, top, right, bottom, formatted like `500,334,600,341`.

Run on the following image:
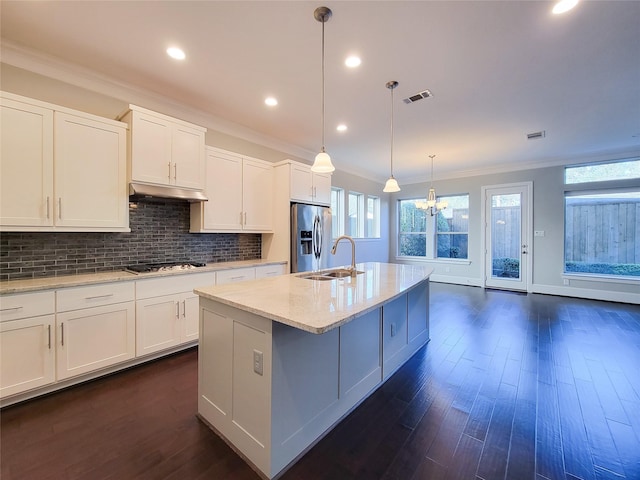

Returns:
348,192,364,237
436,194,469,259
398,194,469,259
564,159,640,278
331,187,344,238
399,199,427,256
367,196,380,238
565,158,640,184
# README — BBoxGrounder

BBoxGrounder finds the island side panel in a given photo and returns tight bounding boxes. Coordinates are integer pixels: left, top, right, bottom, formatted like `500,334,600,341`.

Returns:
407,280,430,348
198,298,273,477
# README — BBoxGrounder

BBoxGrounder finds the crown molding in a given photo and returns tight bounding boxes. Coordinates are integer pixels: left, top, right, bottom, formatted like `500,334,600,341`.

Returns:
0,41,315,161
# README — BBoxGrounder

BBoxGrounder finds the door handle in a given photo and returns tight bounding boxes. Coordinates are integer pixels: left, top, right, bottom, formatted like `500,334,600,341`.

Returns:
60,322,64,346
168,162,172,180
175,301,180,319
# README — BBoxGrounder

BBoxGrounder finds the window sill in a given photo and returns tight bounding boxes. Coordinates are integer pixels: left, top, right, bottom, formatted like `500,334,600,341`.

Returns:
396,256,472,266
563,273,639,285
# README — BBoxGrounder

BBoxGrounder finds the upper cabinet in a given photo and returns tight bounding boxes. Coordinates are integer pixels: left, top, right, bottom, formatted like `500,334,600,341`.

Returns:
0,92,129,232
119,105,206,190
281,161,331,206
190,147,273,233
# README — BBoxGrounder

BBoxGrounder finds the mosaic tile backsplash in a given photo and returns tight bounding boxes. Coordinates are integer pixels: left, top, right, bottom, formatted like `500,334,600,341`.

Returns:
0,199,262,281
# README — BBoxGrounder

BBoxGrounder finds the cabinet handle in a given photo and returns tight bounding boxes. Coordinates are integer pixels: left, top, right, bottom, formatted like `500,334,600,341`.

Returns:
85,294,114,300
239,212,243,224
46,197,50,219
176,301,180,319
58,198,62,220
231,276,244,280
168,162,172,181
60,322,64,347
182,300,186,318
0,306,23,313
174,163,177,181
48,325,51,350
244,212,247,225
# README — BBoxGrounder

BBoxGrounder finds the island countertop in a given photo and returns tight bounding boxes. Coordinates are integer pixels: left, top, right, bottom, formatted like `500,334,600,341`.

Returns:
194,261,432,334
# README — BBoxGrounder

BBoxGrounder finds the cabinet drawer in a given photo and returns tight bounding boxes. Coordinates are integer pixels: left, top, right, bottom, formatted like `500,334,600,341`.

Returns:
216,267,256,285
136,272,215,299
56,282,135,312
0,291,55,322
255,264,286,279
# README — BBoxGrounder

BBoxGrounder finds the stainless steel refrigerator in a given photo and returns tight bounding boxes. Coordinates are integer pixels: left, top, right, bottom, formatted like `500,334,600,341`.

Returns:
291,203,332,273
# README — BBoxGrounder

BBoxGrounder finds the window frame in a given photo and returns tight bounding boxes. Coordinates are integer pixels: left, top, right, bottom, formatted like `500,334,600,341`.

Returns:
435,193,469,260
348,191,364,238
331,187,344,239
397,194,470,262
563,159,640,280
366,195,380,238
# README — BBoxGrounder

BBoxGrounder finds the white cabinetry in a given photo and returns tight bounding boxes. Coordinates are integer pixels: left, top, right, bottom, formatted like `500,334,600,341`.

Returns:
120,105,206,190
287,161,332,205
0,291,56,398
55,283,135,380
216,267,256,285
190,147,273,232
0,91,128,232
255,264,286,279
135,272,215,356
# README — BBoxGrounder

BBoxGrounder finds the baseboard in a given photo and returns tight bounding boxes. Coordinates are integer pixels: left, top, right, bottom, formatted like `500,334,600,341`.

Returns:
530,284,640,305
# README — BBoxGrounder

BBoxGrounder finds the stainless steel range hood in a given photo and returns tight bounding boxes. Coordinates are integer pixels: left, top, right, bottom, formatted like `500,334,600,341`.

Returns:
129,183,208,202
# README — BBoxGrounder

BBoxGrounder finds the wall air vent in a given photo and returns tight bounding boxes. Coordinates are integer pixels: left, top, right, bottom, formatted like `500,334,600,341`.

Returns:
403,89,433,104
527,130,546,140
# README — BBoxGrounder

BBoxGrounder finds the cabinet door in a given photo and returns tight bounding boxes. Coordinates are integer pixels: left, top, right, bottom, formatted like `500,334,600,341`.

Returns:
290,163,313,203
243,159,273,231
255,264,286,279
312,172,332,206
130,111,172,186
54,112,128,229
56,301,135,380
172,126,205,189
0,97,54,227
135,296,182,356
0,315,56,398
203,150,243,230
182,293,200,343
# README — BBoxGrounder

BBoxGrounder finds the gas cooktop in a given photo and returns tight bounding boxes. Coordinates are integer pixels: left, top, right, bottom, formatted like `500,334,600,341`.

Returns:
125,262,206,274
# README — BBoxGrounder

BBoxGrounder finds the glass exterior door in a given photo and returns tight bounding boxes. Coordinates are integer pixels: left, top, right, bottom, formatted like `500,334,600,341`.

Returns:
484,185,530,291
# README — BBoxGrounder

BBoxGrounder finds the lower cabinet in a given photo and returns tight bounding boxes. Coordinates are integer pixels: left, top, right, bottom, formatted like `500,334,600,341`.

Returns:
55,282,136,381
0,314,56,398
56,301,135,380
135,272,215,356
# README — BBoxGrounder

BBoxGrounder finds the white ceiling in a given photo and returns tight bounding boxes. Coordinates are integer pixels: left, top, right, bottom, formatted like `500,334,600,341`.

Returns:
2,0,639,184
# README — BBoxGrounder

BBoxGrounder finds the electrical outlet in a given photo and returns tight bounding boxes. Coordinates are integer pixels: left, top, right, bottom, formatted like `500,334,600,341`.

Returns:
253,349,263,376
534,230,545,237
563,278,570,286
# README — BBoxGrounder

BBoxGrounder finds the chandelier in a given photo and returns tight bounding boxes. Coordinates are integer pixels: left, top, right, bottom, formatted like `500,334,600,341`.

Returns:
416,154,447,215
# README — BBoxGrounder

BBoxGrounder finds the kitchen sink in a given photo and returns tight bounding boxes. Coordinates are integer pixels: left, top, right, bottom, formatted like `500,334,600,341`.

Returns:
297,268,364,280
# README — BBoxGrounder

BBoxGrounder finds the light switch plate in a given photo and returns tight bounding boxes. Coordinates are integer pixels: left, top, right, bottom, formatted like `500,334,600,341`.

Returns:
534,230,545,237
253,349,263,376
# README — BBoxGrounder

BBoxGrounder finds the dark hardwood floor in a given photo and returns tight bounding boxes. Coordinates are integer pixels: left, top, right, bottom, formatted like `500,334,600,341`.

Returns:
2,283,639,480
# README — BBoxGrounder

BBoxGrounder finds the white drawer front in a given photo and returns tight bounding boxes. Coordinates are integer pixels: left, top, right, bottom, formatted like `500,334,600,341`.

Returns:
0,291,55,322
56,282,135,312
255,264,286,279
135,272,215,299
216,267,256,285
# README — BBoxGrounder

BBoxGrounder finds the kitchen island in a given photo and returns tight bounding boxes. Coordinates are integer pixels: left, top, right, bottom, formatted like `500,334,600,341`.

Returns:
194,262,432,479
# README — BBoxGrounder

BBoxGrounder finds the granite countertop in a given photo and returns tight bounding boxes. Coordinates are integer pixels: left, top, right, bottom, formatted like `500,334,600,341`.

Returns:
194,262,432,334
0,259,287,295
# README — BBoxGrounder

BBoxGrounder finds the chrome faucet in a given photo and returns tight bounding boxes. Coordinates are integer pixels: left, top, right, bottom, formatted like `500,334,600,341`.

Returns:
331,235,357,276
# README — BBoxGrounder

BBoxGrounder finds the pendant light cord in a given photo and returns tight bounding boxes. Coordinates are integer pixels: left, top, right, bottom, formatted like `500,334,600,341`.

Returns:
321,16,326,151
390,84,394,177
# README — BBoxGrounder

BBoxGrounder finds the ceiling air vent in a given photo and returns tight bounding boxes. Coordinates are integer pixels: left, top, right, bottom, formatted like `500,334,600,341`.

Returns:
527,130,546,140
403,89,433,104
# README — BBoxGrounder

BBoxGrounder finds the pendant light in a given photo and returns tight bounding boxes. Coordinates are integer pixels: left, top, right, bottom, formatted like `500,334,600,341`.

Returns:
383,81,400,193
311,6,335,173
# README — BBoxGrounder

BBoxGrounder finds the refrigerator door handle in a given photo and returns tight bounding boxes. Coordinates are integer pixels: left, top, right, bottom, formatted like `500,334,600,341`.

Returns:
313,214,322,260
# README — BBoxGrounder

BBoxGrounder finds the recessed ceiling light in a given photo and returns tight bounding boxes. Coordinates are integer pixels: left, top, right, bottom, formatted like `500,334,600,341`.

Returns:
345,56,361,68
166,47,186,60
265,97,278,107
336,124,347,132
552,0,579,14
